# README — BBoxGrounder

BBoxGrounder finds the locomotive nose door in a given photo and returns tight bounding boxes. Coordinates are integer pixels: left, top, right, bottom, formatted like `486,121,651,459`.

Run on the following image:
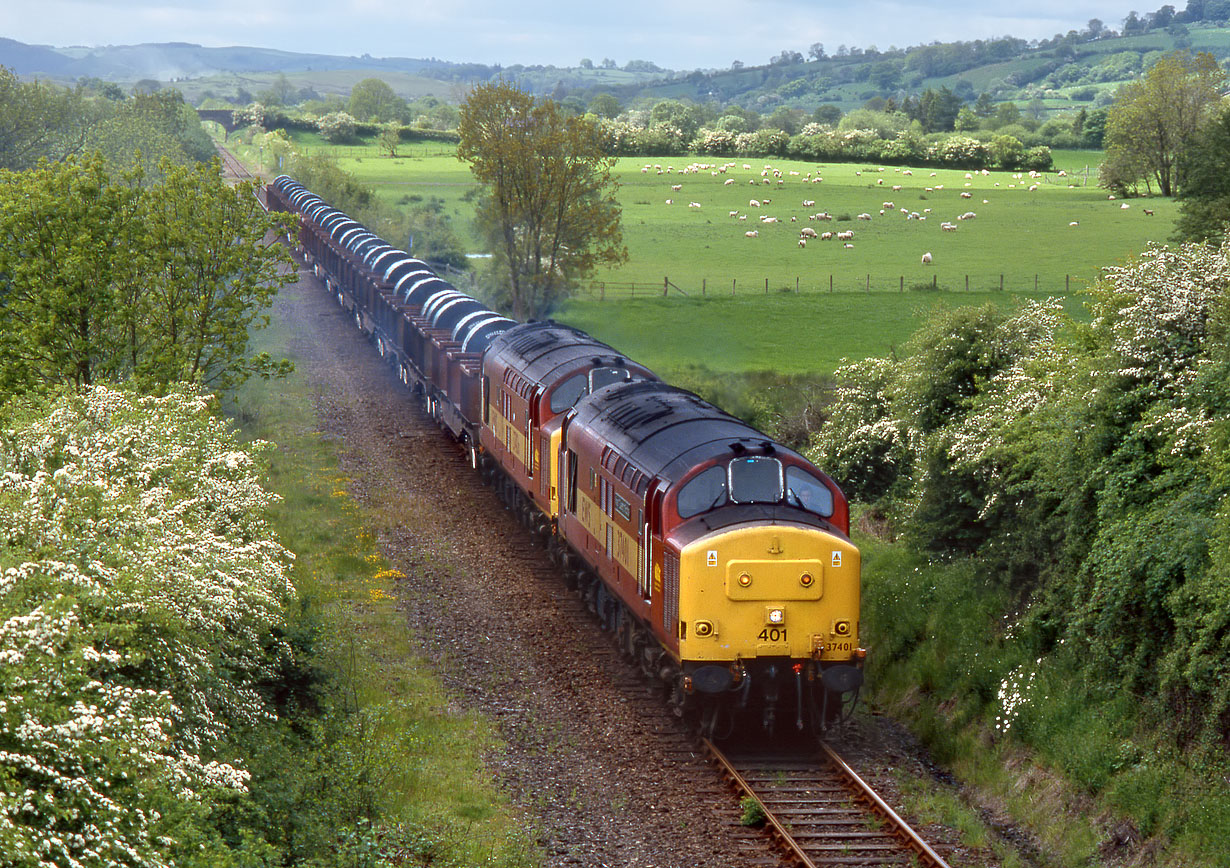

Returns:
641,480,665,599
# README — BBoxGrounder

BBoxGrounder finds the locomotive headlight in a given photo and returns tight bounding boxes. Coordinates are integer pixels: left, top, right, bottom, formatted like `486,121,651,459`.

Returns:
766,607,785,626
799,572,814,588
694,620,715,638
738,572,753,588
833,619,852,636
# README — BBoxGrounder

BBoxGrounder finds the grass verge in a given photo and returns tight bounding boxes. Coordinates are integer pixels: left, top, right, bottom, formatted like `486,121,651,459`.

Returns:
226,303,539,867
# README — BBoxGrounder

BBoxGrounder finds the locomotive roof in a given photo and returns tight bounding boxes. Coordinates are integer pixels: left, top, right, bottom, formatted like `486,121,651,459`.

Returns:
487,321,647,385
569,380,803,486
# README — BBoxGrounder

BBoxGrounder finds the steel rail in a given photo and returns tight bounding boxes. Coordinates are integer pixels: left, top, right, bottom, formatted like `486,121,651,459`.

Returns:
701,738,818,868
817,740,952,868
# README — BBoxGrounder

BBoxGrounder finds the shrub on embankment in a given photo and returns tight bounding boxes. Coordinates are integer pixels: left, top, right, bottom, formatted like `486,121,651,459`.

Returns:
811,230,1230,864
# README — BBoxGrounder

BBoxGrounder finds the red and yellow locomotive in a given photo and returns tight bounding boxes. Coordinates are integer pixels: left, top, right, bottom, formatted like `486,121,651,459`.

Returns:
266,175,865,736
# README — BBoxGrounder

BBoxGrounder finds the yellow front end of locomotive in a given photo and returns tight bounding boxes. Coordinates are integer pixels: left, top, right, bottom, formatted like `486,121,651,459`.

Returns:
676,525,860,663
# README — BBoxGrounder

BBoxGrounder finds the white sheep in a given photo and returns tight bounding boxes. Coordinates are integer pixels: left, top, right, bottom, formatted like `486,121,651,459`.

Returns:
800,227,819,238
798,238,807,248
820,231,833,240
729,210,740,218
749,199,761,208
745,230,759,237
960,191,973,199
689,202,701,208
671,184,682,192
858,213,873,221
724,178,735,186
802,199,815,207
837,230,854,241
665,199,673,205
922,252,933,264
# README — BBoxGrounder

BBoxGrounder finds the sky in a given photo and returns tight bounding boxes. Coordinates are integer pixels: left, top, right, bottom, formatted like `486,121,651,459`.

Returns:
8,1,1158,70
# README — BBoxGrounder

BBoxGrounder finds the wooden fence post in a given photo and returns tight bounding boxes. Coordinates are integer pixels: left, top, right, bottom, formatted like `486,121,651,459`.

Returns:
865,274,870,292
1066,274,1070,292
829,275,833,293
1035,274,1039,291
765,277,769,294
932,274,937,290
900,275,904,293
796,276,799,293
732,278,736,296
1000,274,1004,291
702,278,706,296
601,282,605,300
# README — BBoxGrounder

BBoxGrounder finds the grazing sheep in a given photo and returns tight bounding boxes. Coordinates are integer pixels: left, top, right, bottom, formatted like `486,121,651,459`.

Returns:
800,227,819,238
762,198,772,204
903,170,913,176
729,210,740,217
802,199,815,207
941,222,958,232
665,199,673,205
738,215,747,221
761,216,780,223
843,243,855,249
877,178,884,185
798,238,807,248
724,178,735,186
837,230,854,241
858,213,873,221
671,184,683,191
749,199,761,207
1028,184,1038,192
1121,203,1130,209
745,230,759,237
689,202,701,208
1144,208,1154,216
821,231,833,240
922,252,933,264
892,185,902,192
1069,221,1079,226
961,191,973,199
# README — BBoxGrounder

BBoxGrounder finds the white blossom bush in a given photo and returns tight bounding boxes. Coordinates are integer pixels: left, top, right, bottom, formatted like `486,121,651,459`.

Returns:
317,111,357,143
0,385,295,866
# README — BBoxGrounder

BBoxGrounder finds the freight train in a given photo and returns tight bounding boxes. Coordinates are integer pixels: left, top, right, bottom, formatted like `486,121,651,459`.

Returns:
265,175,865,737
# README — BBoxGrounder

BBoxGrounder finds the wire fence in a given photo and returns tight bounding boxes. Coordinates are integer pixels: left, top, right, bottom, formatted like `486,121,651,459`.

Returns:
573,272,1091,299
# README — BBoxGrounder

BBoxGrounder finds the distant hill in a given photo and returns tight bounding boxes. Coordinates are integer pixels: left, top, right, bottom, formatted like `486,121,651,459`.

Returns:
0,39,501,85
3,15,1230,115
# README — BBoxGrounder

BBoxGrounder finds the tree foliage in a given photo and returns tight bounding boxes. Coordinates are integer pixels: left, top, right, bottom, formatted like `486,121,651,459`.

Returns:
347,77,408,123
0,154,294,399
457,80,626,320
810,231,1230,743
1174,105,1230,243
1102,50,1226,197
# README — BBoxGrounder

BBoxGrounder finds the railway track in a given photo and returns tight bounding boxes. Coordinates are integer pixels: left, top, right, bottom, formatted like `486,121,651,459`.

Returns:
215,142,253,181
704,736,953,867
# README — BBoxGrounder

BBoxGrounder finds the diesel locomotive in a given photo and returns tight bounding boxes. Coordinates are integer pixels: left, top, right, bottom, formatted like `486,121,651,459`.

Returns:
265,175,865,736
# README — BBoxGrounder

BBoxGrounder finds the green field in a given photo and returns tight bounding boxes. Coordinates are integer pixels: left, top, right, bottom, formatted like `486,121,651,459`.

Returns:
238,135,1178,374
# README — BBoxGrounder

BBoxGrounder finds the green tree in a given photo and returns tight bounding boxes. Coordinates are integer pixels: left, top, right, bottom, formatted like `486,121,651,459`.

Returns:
379,124,401,157
588,92,622,119
457,80,626,320
1173,106,1230,242
0,155,293,397
0,154,140,392
132,159,295,391
1102,50,1226,197
0,65,90,170
348,77,407,123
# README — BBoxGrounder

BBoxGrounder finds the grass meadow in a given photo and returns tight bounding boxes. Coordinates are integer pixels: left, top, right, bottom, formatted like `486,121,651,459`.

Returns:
238,134,1177,375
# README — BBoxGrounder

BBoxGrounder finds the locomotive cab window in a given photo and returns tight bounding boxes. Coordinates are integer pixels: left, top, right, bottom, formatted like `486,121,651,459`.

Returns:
550,373,588,413
677,465,727,518
785,466,834,517
729,457,783,504
590,366,631,392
